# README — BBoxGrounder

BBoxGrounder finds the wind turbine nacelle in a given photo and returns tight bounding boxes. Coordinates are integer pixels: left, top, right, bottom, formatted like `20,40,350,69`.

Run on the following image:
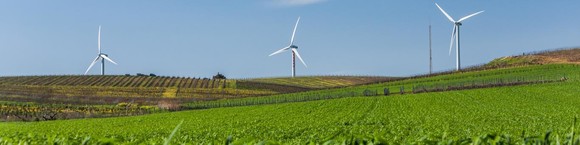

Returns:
455,22,463,26
100,53,109,57
290,45,298,49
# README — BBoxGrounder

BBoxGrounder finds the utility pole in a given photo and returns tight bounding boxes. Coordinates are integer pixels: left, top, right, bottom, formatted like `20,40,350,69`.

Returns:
429,24,433,74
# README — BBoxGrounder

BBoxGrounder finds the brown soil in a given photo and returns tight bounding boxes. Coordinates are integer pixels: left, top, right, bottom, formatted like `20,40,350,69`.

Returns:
534,48,580,64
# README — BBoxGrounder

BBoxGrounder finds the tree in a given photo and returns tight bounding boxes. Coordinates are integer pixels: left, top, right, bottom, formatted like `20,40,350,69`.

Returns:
213,72,226,79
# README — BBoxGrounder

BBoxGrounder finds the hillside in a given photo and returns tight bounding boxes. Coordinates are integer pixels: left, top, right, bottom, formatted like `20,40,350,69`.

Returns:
486,48,580,68
0,75,398,105
0,76,279,104
1,46,579,142
185,63,574,109
0,48,575,105
244,76,397,89
1,64,579,144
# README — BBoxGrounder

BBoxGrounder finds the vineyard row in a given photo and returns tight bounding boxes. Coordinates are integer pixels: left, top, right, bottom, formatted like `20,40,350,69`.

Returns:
0,76,229,89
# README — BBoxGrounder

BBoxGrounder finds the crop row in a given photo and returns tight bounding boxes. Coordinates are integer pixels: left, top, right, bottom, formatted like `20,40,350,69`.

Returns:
184,64,579,110
411,75,567,94
1,77,580,143
235,80,312,93
0,102,162,122
246,76,396,89
0,64,579,143
185,74,567,109
0,85,274,100
395,64,576,87
359,64,579,94
0,75,229,89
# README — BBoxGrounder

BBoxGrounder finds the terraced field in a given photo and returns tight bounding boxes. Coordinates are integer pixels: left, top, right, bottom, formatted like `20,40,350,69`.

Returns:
1,64,579,144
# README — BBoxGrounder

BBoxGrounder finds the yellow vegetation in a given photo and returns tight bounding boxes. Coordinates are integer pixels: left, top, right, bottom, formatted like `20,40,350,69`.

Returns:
162,87,178,98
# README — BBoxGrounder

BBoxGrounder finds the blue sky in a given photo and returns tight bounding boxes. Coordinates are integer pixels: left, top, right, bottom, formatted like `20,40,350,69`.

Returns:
0,0,579,78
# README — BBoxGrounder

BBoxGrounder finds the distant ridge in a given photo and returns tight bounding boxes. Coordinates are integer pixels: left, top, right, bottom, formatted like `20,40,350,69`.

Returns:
486,48,580,68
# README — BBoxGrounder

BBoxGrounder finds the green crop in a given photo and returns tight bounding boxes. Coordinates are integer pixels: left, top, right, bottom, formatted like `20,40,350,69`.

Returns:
1,64,579,144
0,64,579,144
185,64,579,109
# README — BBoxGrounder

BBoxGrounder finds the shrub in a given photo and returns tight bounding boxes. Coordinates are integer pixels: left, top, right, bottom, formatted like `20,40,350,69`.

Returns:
213,72,226,79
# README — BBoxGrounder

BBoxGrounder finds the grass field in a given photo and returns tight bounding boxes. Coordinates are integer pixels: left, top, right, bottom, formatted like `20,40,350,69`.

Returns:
1,64,579,144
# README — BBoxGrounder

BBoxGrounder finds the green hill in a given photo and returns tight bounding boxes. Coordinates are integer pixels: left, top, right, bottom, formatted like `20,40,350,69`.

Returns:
1,63,579,144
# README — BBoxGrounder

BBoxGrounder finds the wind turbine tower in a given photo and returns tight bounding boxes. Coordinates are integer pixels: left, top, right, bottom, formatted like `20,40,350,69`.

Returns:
84,25,118,75
429,24,433,74
269,17,308,78
435,3,484,71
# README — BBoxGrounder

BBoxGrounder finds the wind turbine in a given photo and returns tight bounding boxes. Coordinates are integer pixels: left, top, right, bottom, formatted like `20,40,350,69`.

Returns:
84,25,118,75
435,3,484,71
269,17,307,78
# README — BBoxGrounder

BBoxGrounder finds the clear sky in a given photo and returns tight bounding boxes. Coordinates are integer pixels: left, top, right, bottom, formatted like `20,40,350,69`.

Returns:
0,0,579,78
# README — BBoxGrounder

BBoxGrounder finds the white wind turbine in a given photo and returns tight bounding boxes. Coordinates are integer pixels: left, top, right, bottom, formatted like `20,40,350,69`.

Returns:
269,17,307,78
84,25,118,75
435,3,484,71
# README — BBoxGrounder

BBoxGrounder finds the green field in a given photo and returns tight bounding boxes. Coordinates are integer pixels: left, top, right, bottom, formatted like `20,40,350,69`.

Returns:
185,64,573,109
1,64,579,144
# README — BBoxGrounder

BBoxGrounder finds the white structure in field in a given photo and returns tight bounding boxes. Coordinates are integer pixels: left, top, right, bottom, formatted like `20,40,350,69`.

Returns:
84,25,118,75
435,3,484,71
269,17,308,78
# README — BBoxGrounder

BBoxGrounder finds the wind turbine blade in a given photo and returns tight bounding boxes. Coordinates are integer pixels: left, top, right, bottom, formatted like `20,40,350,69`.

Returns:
84,56,101,75
457,11,484,22
435,3,456,22
290,17,300,45
269,47,290,56
292,48,307,67
449,26,457,56
98,25,101,54
101,55,118,65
